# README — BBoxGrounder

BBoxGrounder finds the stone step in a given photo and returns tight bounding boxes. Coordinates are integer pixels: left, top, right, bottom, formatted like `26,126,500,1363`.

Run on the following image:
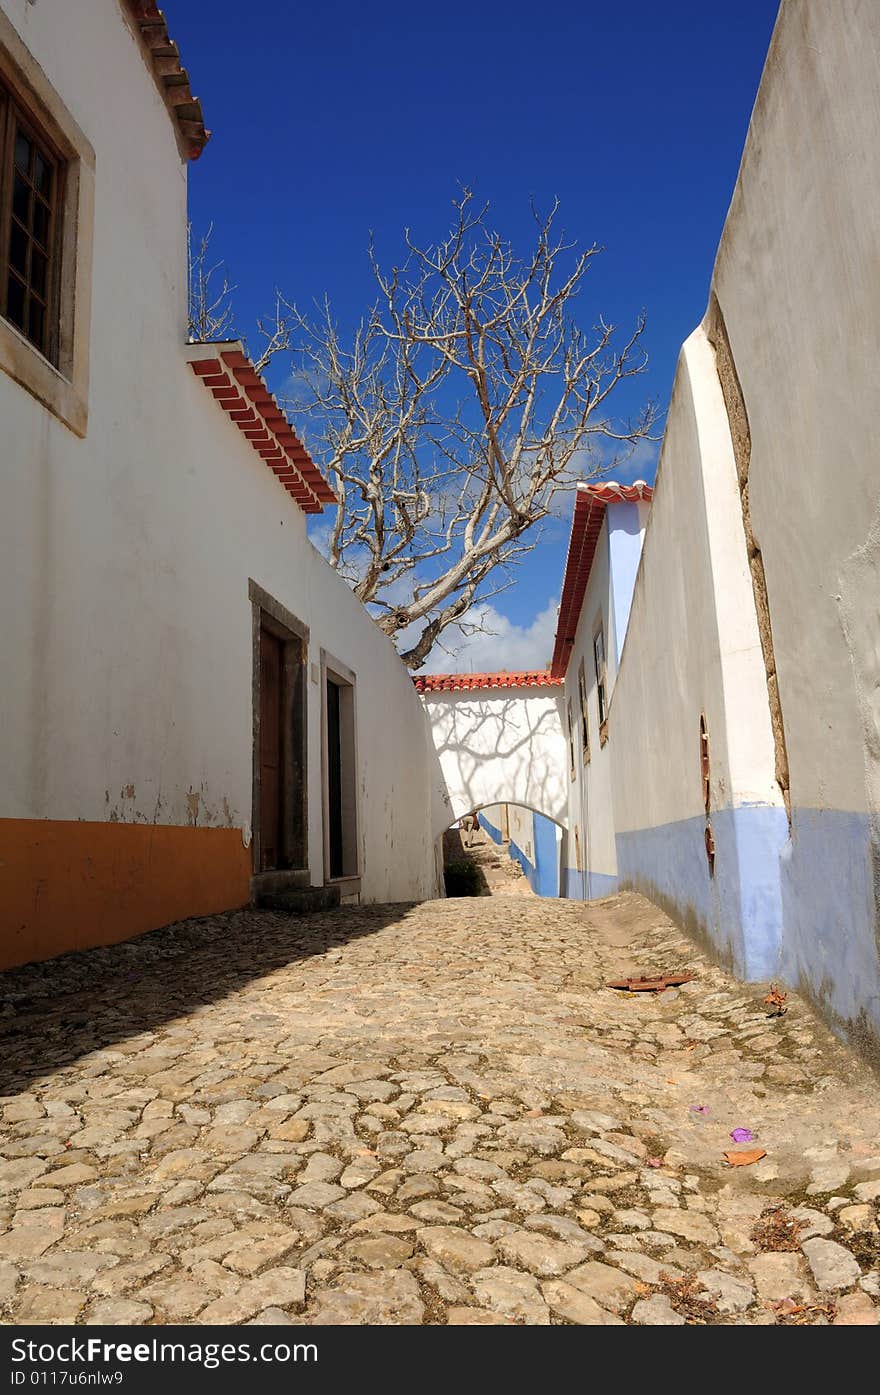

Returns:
256,884,341,914
251,868,312,898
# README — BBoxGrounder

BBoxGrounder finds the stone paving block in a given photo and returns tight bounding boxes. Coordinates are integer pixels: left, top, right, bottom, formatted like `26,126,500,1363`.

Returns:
1,890,878,1327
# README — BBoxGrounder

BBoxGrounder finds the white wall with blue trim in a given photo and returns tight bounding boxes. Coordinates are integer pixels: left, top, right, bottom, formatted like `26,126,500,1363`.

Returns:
560,495,649,904
478,804,561,898
564,1,880,1061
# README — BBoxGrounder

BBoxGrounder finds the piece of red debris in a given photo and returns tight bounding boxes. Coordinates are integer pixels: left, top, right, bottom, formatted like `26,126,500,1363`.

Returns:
606,972,696,993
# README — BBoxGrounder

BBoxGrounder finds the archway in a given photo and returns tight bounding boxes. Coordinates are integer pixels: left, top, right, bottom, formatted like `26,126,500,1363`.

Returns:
424,687,570,839
443,801,565,899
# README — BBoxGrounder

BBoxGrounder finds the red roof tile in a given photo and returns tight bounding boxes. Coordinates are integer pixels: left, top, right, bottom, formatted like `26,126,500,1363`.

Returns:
550,481,653,678
125,3,209,160
413,671,563,693
186,342,336,514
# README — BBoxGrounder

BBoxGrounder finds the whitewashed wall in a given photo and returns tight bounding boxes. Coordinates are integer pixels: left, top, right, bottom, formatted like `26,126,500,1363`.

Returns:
561,510,617,898
607,0,880,1055
706,0,880,1050
479,804,507,841
609,330,785,977
424,690,569,834
0,0,437,970
506,803,533,862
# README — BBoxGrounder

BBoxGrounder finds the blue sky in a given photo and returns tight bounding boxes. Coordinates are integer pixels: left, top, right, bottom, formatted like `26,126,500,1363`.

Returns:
174,0,779,669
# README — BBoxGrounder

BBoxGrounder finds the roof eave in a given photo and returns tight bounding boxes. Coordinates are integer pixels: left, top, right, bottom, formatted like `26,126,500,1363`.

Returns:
186,340,337,514
124,2,210,161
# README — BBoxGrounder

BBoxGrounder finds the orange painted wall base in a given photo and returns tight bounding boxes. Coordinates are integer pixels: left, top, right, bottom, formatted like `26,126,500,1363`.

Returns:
0,818,251,971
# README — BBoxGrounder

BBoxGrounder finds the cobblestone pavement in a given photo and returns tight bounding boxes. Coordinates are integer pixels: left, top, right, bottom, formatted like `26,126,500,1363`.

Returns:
1,892,879,1326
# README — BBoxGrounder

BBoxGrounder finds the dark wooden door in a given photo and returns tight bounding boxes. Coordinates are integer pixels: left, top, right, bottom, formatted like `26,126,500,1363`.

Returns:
326,678,343,879
260,627,283,871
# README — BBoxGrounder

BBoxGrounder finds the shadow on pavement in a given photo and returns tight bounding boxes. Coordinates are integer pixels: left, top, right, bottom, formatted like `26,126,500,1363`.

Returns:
0,900,420,1096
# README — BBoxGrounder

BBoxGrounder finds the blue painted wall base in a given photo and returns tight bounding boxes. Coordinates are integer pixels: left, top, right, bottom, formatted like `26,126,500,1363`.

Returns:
477,809,560,898
477,811,503,845
562,867,619,900
615,804,787,980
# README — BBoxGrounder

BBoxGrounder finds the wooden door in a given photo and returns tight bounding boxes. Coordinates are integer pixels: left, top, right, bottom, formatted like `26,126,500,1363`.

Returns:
259,627,283,871
326,678,344,879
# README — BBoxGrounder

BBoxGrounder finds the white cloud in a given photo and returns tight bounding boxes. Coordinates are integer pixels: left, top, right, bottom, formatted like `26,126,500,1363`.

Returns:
419,598,558,674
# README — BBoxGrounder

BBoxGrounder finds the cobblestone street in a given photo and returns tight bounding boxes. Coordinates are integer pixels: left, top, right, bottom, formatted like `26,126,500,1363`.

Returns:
1,891,879,1326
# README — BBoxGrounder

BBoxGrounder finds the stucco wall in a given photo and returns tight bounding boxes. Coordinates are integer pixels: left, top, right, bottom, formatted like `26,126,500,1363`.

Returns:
479,805,506,844
561,502,647,901
0,0,437,967
424,691,569,833
609,330,785,978
605,0,880,1053
707,0,880,1046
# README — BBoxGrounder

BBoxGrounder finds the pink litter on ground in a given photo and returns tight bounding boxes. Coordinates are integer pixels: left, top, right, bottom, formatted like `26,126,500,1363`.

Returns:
690,1105,710,1115
730,1128,755,1143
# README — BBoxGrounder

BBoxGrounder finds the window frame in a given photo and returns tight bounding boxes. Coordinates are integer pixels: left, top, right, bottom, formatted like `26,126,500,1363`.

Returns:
0,12,94,436
0,87,65,363
320,648,361,893
593,625,608,741
566,696,577,780
577,658,590,764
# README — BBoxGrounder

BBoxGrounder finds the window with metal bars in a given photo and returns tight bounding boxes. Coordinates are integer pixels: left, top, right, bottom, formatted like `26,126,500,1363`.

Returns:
0,81,63,362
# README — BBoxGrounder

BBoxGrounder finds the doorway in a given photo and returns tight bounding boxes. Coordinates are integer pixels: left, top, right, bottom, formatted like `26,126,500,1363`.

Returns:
259,627,284,871
322,653,359,887
250,581,308,876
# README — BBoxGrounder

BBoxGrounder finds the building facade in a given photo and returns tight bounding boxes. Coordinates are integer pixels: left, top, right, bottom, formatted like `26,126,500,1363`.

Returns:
423,0,880,1063
0,0,438,971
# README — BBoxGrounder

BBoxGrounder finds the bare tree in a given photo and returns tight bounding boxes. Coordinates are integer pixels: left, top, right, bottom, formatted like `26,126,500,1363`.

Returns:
282,192,657,667
187,222,236,342
188,196,658,669
187,224,295,374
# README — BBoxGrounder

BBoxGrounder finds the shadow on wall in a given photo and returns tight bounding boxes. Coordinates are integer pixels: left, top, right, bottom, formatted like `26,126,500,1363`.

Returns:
0,901,422,1096
427,694,569,834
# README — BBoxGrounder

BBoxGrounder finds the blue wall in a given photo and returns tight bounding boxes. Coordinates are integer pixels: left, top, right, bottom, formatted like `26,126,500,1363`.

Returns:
562,867,619,900
779,807,879,1042
613,800,880,1056
615,803,789,980
510,812,560,898
477,810,504,845
478,808,561,898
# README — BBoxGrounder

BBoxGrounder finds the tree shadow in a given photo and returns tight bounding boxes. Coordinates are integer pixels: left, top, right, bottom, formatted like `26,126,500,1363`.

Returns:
425,691,569,835
0,900,420,1097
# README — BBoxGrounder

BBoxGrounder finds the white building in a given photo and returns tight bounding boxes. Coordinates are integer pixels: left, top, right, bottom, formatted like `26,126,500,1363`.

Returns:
2,0,879,1068
606,0,880,1052
0,0,438,970
552,483,652,901
423,0,880,1064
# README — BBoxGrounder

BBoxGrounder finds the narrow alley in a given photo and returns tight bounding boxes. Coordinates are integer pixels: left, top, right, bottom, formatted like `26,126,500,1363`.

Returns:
443,824,534,898
1,891,878,1325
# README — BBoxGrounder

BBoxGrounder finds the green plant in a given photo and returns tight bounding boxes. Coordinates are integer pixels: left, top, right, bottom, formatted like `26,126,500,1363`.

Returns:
443,860,482,897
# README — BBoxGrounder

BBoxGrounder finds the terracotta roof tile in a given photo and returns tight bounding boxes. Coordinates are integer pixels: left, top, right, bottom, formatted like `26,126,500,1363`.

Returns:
413,671,563,693
185,341,336,513
550,481,653,677
125,3,209,159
